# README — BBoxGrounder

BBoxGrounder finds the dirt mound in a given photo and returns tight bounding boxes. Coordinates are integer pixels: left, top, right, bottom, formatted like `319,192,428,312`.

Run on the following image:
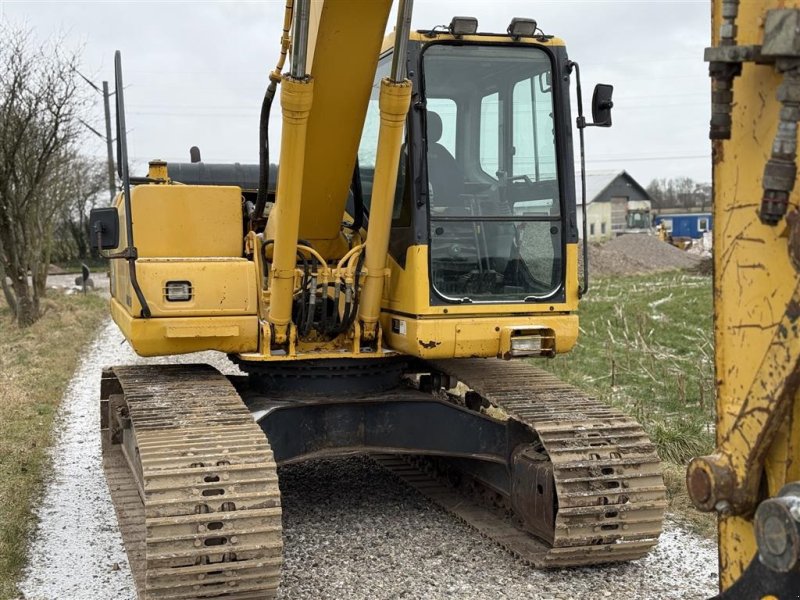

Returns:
583,234,703,277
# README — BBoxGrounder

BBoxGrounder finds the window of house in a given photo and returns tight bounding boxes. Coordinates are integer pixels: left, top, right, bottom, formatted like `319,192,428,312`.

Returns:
698,218,709,232
601,222,606,235
590,223,595,236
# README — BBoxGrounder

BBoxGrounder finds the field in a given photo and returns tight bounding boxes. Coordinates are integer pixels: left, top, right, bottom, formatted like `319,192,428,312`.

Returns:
540,269,716,534
0,291,107,599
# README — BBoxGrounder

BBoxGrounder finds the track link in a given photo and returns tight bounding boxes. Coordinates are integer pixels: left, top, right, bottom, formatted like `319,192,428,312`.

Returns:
101,364,282,600
381,358,667,567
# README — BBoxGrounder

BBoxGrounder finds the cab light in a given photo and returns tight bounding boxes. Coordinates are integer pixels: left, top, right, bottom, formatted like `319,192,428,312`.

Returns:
165,280,192,302
507,17,538,39
449,16,478,36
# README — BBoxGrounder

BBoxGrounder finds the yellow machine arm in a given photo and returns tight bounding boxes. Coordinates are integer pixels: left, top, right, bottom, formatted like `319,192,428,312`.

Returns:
688,1,800,596
265,0,412,344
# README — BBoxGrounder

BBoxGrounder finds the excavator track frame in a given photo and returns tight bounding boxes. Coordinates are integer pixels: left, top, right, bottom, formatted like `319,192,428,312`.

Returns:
100,364,282,600
413,358,668,566
244,357,667,567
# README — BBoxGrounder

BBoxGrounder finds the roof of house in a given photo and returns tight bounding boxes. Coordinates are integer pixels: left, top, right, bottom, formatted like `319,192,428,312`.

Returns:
576,170,652,206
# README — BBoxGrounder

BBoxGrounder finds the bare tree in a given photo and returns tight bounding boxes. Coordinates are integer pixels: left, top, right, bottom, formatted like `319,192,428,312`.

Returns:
0,26,86,326
52,157,107,263
647,177,711,211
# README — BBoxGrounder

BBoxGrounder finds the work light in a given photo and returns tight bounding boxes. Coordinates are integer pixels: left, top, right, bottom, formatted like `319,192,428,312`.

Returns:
449,16,478,36
507,17,538,39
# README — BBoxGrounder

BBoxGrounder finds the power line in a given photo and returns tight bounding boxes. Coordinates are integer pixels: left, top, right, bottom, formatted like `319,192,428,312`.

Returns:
581,154,708,163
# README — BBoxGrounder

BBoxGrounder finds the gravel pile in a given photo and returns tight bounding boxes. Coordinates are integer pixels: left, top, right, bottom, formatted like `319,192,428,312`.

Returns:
20,322,719,600
585,234,702,277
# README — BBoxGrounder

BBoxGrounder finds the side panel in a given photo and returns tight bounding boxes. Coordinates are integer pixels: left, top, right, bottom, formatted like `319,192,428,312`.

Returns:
132,185,244,257
110,184,258,357
135,259,257,317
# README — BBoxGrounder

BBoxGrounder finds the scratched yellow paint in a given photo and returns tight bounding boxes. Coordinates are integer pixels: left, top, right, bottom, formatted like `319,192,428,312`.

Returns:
712,0,800,588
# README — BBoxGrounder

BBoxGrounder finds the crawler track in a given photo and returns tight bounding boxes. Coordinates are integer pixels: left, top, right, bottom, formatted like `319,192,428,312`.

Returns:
380,358,667,567
101,364,282,600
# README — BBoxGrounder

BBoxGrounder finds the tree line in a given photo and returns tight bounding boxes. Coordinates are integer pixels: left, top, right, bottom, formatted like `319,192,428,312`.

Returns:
0,26,108,327
646,177,711,211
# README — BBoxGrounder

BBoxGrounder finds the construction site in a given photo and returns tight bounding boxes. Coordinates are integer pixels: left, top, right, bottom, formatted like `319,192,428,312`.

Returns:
1,1,798,600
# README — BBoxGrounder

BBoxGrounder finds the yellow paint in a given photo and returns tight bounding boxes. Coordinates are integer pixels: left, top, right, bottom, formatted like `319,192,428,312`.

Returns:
379,314,577,360
385,244,580,317
383,30,567,53
107,24,582,372
358,78,413,339
146,160,168,181
267,76,315,344
296,0,393,259
110,298,257,356
134,258,257,317
710,0,800,589
129,185,243,258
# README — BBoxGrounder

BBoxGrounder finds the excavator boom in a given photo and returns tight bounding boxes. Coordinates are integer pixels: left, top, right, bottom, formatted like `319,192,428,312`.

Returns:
687,0,800,596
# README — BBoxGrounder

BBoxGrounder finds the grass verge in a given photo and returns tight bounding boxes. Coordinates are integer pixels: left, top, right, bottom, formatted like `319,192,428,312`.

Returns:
0,291,107,599
539,270,717,536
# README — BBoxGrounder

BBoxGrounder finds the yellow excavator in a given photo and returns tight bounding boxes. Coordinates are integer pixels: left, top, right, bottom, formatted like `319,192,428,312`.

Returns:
90,1,670,598
686,0,800,598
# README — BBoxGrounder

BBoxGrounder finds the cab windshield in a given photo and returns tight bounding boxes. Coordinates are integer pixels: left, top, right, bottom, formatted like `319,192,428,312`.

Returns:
423,44,563,302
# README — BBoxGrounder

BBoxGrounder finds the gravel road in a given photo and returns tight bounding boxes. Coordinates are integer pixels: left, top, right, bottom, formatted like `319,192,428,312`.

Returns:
18,321,719,600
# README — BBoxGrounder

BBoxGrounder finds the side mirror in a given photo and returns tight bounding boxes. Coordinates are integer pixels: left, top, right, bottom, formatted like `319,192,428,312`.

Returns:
591,84,614,127
89,207,120,250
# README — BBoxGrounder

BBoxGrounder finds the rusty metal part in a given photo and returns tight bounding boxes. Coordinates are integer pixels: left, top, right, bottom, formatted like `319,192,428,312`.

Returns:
100,364,282,600
378,358,666,567
688,275,800,516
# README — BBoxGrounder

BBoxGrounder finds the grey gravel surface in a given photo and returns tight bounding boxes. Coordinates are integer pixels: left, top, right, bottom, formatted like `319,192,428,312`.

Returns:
19,321,719,600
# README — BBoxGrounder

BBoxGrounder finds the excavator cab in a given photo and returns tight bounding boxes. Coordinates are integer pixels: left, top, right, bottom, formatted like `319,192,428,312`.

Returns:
358,39,573,307
423,44,563,300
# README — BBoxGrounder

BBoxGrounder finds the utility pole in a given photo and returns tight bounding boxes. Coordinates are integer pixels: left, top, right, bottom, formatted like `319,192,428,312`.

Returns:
76,70,117,203
102,81,116,202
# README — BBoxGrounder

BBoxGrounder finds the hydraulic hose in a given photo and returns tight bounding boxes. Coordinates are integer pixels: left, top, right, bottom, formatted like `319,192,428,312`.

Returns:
251,0,294,231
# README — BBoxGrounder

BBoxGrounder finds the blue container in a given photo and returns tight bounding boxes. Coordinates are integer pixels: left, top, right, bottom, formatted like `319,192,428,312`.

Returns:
653,213,712,240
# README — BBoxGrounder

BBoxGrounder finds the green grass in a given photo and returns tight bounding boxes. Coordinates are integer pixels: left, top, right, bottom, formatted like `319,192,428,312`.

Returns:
0,291,107,599
539,270,717,535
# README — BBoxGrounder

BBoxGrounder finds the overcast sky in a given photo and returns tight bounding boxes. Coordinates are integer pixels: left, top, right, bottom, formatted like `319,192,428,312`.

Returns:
2,0,711,187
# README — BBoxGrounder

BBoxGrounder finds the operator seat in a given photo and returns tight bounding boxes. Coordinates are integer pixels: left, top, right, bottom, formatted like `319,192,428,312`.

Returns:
426,111,464,208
